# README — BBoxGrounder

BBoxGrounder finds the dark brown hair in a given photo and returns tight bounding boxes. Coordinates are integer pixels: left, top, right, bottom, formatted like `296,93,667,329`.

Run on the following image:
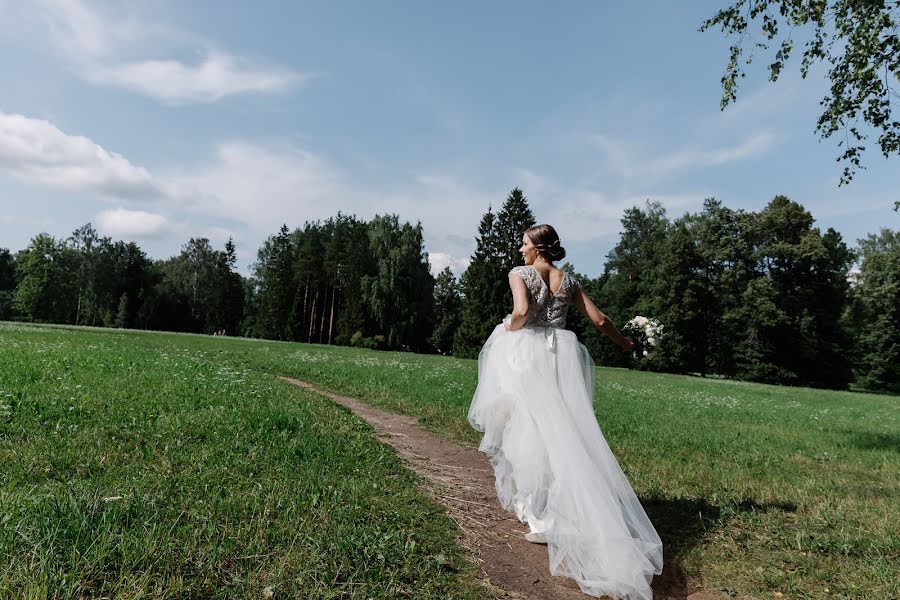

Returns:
525,224,566,262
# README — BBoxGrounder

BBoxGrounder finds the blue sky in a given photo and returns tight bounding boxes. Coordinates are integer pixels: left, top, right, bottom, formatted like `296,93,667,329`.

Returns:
0,1,897,277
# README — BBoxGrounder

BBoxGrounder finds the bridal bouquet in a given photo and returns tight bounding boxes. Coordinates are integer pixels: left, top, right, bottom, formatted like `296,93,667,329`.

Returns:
622,316,664,358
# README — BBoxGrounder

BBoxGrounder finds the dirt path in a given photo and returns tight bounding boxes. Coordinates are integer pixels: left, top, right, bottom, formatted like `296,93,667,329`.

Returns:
281,377,722,600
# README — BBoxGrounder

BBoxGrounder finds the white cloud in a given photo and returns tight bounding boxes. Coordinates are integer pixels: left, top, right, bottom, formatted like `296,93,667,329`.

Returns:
0,108,720,275
36,0,132,59
584,131,777,181
29,0,304,104
390,173,501,275
169,145,501,276
0,123,489,274
552,192,707,242
96,207,169,238
89,51,304,105
428,252,470,276
174,141,348,231
509,167,708,243
0,111,164,200
649,132,777,175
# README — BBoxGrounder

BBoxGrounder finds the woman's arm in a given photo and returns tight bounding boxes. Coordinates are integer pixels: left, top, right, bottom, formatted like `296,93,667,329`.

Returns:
506,273,530,331
572,286,634,351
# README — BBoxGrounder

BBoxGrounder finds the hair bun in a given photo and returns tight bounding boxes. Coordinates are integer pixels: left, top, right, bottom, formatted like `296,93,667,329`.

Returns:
524,223,566,263
549,246,567,261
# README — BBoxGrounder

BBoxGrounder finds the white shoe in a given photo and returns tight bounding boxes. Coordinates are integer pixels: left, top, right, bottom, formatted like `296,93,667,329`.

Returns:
525,531,547,544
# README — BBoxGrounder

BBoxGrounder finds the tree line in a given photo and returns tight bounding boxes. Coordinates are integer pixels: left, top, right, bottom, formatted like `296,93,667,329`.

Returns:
572,197,897,393
0,189,895,393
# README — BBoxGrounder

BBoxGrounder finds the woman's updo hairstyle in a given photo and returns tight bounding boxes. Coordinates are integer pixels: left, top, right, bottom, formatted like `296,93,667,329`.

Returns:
525,224,566,262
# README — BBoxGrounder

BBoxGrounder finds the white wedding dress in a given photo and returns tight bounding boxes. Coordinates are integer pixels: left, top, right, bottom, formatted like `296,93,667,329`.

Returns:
468,265,663,600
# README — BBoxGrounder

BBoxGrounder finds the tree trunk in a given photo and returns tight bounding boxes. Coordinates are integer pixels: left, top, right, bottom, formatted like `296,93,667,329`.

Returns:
308,289,318,343
318,287,327,343
90,297,98,326
301,284,309,337
75,284,83,326
327,285,336,344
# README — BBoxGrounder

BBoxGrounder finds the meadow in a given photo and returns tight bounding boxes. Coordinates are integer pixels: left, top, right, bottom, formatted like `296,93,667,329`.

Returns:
0,323,897,599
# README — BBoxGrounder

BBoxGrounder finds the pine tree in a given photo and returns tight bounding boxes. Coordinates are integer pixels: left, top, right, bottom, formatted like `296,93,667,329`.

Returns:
454,208,503,358
205,238,244,336
222,238,245,335
494,187,536,272
453,189,538,357
292,223,326,342
330,215,375,344
255,225,295,340
430,266,461,354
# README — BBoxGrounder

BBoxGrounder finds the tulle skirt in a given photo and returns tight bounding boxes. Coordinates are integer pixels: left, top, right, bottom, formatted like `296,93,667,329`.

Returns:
468,324,663,600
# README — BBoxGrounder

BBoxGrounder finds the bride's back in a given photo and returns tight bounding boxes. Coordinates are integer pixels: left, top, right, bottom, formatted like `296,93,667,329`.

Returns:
531,264,566,295
509,265,579,329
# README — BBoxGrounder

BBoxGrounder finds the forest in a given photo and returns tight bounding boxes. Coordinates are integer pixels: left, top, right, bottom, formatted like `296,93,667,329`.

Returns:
1,189,896,393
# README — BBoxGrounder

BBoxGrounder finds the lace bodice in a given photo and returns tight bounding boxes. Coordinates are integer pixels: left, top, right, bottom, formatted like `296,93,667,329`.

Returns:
509,265,580,328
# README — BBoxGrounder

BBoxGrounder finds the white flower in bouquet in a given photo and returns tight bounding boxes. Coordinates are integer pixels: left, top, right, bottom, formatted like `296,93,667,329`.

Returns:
623,316,665,358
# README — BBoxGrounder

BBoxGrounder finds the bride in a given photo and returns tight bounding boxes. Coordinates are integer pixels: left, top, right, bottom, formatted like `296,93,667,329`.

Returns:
467,224,663,600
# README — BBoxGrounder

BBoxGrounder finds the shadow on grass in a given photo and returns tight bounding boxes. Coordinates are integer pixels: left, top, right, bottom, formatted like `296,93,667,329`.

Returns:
643,496,797,598
845,430,900,453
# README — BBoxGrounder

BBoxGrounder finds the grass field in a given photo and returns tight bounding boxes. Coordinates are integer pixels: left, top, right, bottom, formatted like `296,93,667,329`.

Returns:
1,323,897,599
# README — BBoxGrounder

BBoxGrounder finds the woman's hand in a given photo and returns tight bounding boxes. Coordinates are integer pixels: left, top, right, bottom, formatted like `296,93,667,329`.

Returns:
620,337,635,352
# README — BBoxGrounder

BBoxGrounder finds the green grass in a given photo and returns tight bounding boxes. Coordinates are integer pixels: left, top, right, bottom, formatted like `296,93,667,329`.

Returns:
1,323,898,599
0,323,490,599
